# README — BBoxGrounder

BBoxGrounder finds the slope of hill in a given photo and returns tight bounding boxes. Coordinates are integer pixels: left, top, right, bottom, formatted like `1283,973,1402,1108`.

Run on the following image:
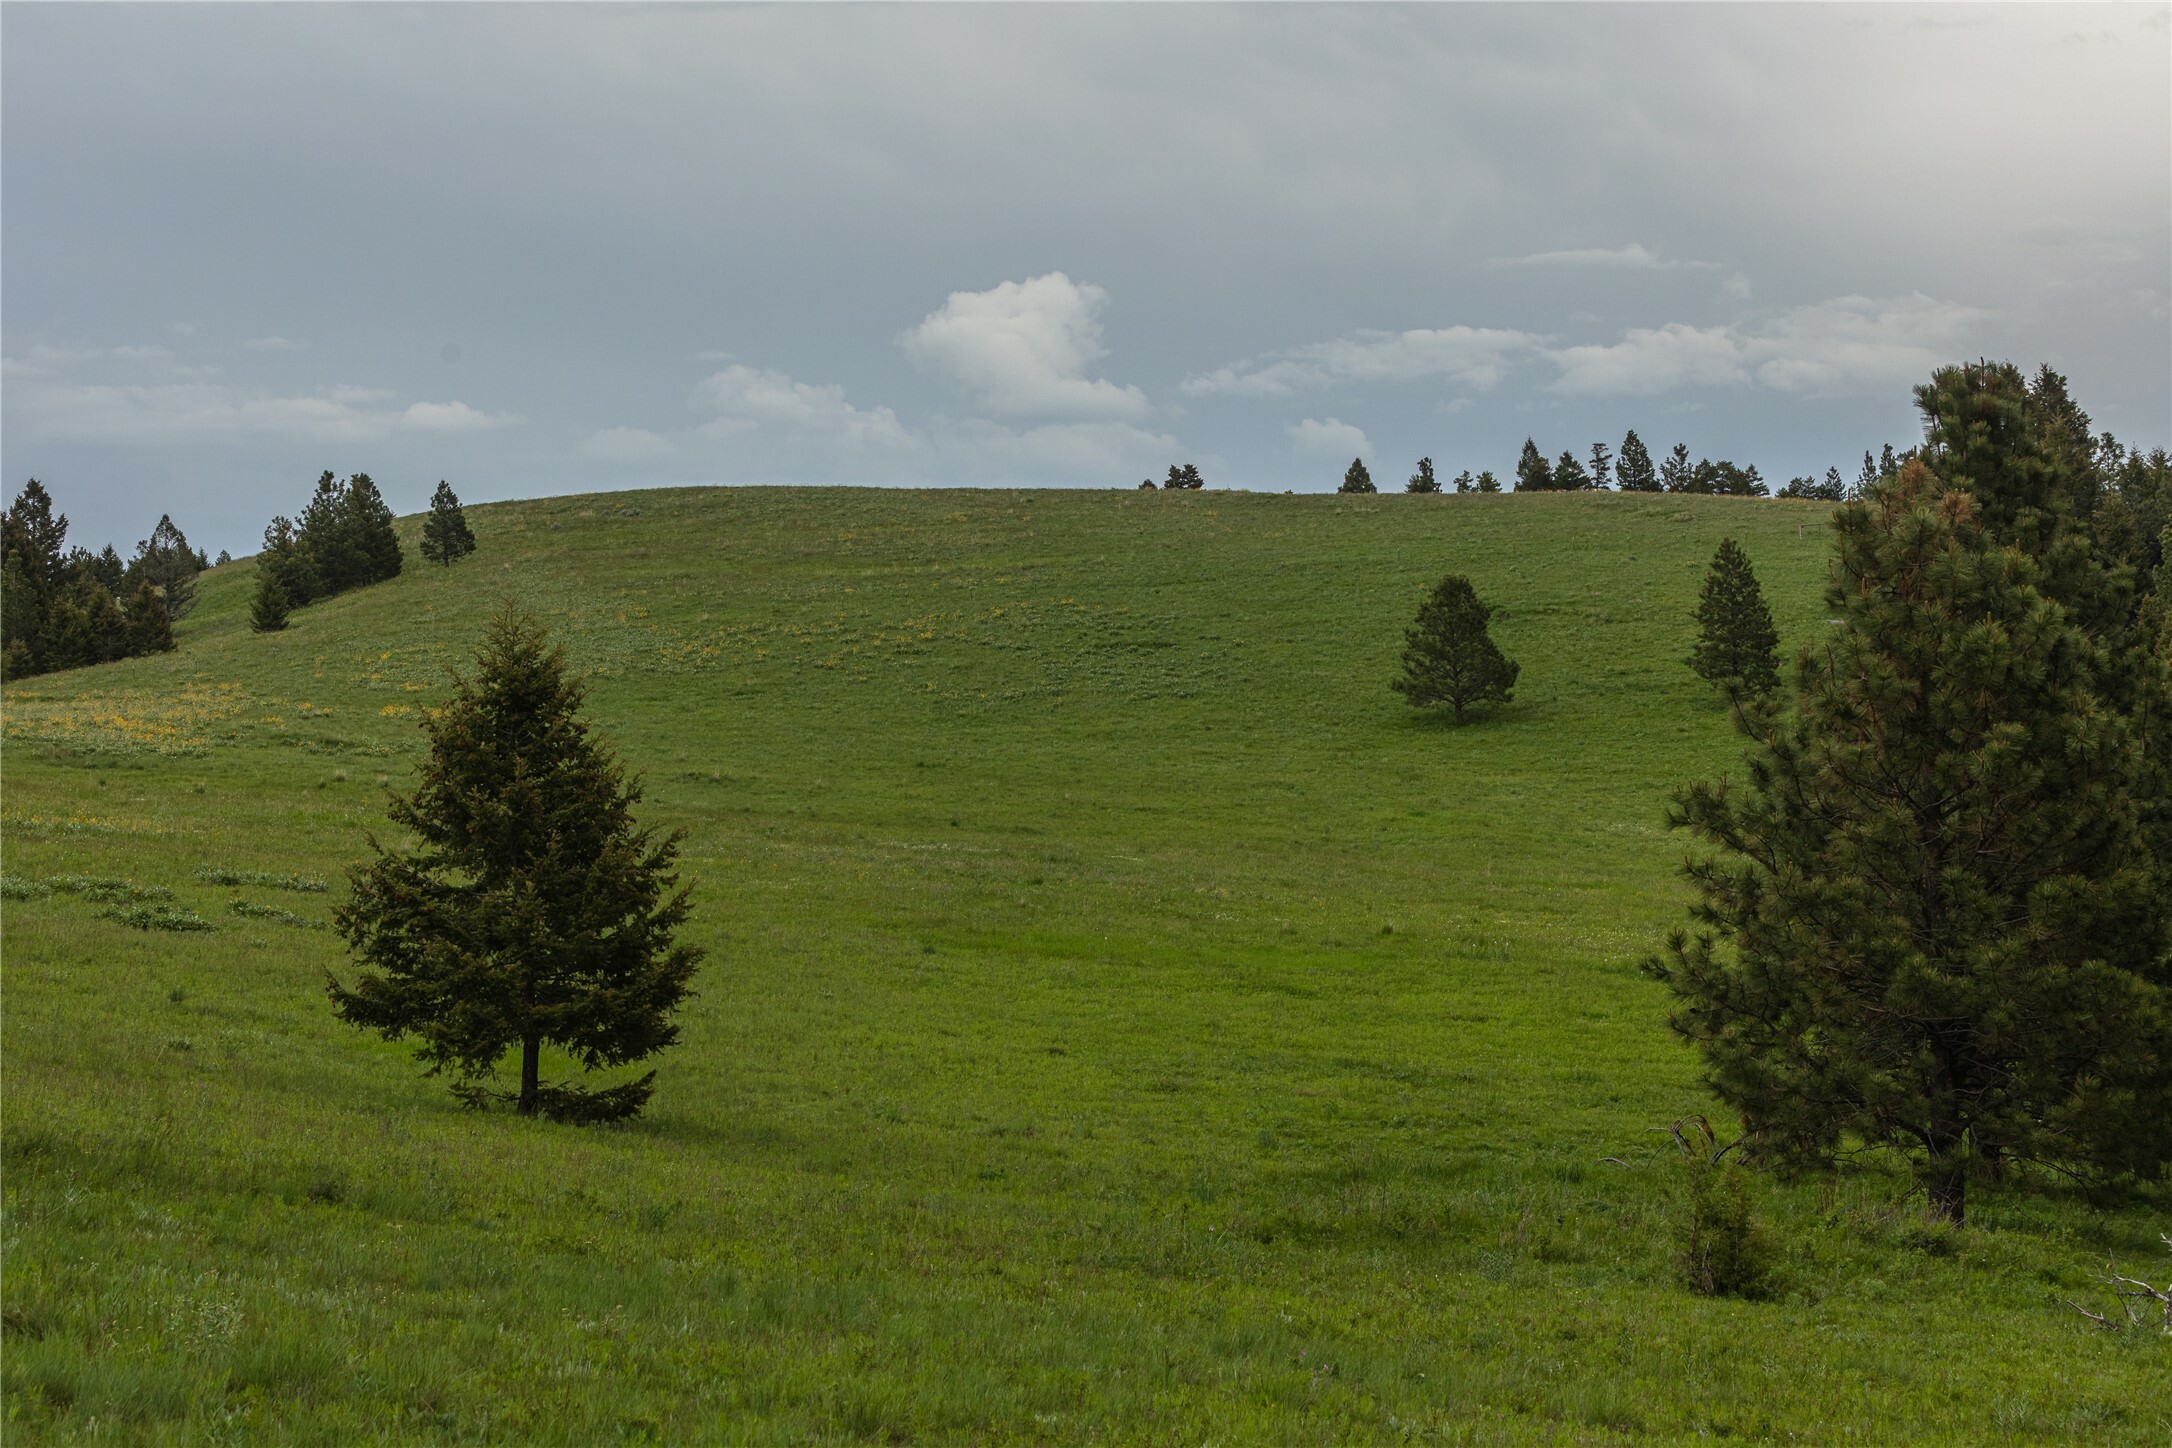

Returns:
4,486,2163,1442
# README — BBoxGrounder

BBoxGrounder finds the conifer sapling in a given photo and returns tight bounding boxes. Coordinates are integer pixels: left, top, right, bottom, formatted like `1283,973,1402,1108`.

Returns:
1689,537,1780,700
420,480,478,567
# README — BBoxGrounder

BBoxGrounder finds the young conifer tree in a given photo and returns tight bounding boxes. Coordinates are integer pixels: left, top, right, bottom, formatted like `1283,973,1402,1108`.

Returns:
1515,439,1552,492
1392,573,1519,722
1688,537,1780,700
330,606,703,1123
250,571,291,633
1407,458,1439,494
1340,458,1376,494
1475,470,1501,493
123,582,175,654
1645,464,2172,1222
1452,470,1475,494
1553,450,1593,491
1617,430,1659,492
1589,440,1614,491
420,480,478,567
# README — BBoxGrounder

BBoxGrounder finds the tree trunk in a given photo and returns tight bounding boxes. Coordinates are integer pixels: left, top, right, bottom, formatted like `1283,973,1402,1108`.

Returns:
1925,1151,1966,1225
518,1033,541,1116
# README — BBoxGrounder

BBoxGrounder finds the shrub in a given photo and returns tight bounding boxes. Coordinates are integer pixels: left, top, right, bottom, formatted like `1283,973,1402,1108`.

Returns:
97,904,216,932
1663,1117,1774,1299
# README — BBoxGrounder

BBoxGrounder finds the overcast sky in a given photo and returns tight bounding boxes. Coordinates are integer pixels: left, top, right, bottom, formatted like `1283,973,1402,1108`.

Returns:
5,3,2167,557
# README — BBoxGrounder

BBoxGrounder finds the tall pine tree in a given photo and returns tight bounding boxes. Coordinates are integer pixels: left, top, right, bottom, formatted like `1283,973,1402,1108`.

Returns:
1553,450,1593,492
1646,463,2172,1222
1660,443,1695,493
330,607,703,1123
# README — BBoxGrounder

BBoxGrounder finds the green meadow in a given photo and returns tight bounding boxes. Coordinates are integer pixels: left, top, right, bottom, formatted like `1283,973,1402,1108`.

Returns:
3,486,2165,1443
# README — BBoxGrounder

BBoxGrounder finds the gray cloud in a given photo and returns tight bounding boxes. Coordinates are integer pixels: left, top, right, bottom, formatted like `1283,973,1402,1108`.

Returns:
2,3,2163,553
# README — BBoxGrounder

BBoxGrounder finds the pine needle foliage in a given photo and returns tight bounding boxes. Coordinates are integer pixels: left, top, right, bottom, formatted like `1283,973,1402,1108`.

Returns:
1340,458,1376,494
420,481,478,568
1406,458,1440,494
329,605,703,1123
1644,464,2172,1223
1392,574,1519,722
1688,537,1780,700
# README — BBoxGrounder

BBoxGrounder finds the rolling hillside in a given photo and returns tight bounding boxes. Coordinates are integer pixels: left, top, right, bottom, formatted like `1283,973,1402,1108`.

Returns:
4,486,2163,1443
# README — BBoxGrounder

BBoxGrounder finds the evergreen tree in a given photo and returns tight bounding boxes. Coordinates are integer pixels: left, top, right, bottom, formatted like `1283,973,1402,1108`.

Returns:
341,473,404,585
1617,430,1660,492
298,471,356,592
1180,463,1203,489
1688,537,1780,699
1515,439,1553,492
258,515,323,607
1406,458,1440,494
1475,470,1501,494
1824,466,1847,500
330,606,703,1123
1879,443,1898,478
1660,443,1694,493
250,570,292,633
1645,464,2172,1222
126,514,202,621
123,581,175,654
1553,450,1593,491
420,481,478,568
1452,469,1475,494
1857,451,1880,496
1,481,67,675
1340,458,1376,494
1589,440,1614,491
1391,574,1520,723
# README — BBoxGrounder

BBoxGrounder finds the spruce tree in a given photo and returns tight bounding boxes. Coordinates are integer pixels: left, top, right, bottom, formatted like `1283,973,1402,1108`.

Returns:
1340,458,1375,494
298,471,355,591
420,481,478,568
1515,439,1552,492
330,606,702,1122
1553,450,1593,491
123,582,175,654
1589,440,1614,491
341,473,404,585
1688,537,1780,700
1645,464,2172,1222
1407,458,1440,494
250,570,292,633
1392,574,1519,723
1617,430,1659,492
1661,443,1694,493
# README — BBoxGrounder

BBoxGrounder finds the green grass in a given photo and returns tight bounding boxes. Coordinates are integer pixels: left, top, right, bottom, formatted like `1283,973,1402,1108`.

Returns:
3,486,2165,1444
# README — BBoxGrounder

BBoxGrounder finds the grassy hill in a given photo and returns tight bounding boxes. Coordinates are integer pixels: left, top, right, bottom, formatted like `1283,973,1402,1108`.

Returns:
4,486,2164,1443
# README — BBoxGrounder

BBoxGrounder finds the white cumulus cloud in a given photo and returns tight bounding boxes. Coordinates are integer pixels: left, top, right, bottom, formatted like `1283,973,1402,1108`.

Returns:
581,426,677,464
1182,326,1541,398
898,272,1149,420
691,364,917,451
1287,416,1371,457
1545,293,1986,398
1489,243,1722,271
400,399,521,433
1549,324,1747,396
